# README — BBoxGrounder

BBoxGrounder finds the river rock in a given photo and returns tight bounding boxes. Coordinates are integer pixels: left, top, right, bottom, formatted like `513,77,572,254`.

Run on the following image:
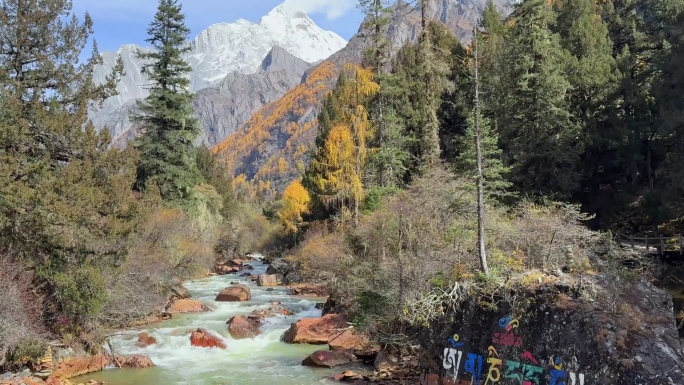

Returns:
256,274,279,287
227,315,261,339
135,332,157,348
168,299,211,314
281,314,348,344
51,355,110,379
250,303,295,319
170,285,189,300
111,354,155,368
373,351,397,373
328,330,378,358
302,350,356,368
215,285,251,302
331,370,367,382
189,328,227,349
287,284,328,297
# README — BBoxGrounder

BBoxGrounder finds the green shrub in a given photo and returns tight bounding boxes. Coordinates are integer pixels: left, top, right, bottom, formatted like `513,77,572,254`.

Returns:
52,265,107,330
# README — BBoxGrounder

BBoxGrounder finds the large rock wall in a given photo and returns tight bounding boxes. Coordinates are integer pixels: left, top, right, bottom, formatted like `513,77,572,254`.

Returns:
419,283,684,385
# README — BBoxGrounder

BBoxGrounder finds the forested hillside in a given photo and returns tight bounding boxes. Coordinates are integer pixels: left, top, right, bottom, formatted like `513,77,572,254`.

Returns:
271,0,684,362
212,0,508,198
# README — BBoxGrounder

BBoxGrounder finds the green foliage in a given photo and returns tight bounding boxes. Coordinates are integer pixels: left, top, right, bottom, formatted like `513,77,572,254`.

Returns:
52,265,108,330
134,0,201,202
358,0,393,73
498,0,580,198
360,186,398,214
453,111,511,200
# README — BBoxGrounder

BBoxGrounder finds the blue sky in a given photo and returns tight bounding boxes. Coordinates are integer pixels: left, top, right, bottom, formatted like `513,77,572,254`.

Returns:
72,0,365,53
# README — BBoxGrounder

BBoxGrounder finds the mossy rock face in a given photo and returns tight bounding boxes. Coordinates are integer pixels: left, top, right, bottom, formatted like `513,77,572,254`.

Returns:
418,281,684,385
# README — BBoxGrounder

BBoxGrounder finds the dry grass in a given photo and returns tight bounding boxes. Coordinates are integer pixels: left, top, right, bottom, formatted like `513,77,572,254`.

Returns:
0,257,47,367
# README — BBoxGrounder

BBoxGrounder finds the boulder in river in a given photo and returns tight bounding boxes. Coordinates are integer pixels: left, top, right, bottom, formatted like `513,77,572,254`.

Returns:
112,354,155,369
135,332,157,348
215,284,251,302
302,350,356,368
281,314,348,344
328,329,378,358
51,355,110,379
256,274,279,287
227,315,261,339
189,328,227,349
51,354,154,379
250,303,295,319
168,299,211,314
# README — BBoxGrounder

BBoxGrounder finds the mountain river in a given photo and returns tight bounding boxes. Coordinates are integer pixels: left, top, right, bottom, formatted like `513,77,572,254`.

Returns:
76,260,354,385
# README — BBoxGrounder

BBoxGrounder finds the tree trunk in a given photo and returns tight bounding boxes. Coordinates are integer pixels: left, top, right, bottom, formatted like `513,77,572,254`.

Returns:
474,27,489,275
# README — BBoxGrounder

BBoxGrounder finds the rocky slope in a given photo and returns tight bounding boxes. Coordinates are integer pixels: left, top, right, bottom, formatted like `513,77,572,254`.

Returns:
90,2,346,145
194,46,312,146
212,0,510,195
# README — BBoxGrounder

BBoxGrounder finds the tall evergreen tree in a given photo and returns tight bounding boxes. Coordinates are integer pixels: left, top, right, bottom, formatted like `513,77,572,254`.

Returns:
134,0,201,202
358,0,392,73
478,0,509,133
416,0,452,170
499,0,579,198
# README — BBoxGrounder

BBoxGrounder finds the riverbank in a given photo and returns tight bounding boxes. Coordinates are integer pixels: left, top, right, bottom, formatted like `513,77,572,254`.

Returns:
64,260,367,385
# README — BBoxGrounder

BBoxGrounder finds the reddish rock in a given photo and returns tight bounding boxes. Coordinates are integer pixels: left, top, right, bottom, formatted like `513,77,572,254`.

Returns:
281,314,348,344
227,315,261,339
168,299,211,314
331,370,367,382
302,350,356,368
51,355,110,379
328,329,378,357
250,303,295,319
111,354,155,368
190,328,227,349
256,274,279,287
135,332,157,348
21,377,45,385
214,263,240,275
215,284,251,302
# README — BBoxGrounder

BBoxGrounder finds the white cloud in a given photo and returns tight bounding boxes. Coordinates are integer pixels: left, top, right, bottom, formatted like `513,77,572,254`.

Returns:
281,0,356,19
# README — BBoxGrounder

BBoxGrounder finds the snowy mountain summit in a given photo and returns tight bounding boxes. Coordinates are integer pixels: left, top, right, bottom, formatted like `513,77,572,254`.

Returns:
91,2,347,142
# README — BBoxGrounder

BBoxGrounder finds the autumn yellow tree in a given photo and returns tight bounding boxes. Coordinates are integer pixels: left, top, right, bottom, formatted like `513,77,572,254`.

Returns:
278,180,311,237
303,64,379,224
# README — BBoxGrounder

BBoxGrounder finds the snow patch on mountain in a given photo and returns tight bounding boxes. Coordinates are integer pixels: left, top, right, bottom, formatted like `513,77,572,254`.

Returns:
91,2,347,142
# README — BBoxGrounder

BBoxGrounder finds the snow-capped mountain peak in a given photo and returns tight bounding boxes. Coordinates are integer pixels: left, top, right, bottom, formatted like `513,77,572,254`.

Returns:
91,1,348,143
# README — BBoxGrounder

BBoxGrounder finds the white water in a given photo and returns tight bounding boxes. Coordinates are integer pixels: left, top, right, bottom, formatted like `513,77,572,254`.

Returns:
79,261,357,385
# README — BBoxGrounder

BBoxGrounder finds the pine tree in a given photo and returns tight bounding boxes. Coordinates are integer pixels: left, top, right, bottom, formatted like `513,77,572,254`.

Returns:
454,112,510,199
478,0,508,132
416,0,452,169
0,0,141,330
358,0,392,73
134,0,201,202
499,0,579,198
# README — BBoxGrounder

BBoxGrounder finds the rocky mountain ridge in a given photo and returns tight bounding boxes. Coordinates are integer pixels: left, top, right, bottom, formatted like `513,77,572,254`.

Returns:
91,2,346,145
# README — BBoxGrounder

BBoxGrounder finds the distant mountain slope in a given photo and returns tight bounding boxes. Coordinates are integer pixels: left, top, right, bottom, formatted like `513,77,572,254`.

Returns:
212,0,510,197
90,3,346,145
